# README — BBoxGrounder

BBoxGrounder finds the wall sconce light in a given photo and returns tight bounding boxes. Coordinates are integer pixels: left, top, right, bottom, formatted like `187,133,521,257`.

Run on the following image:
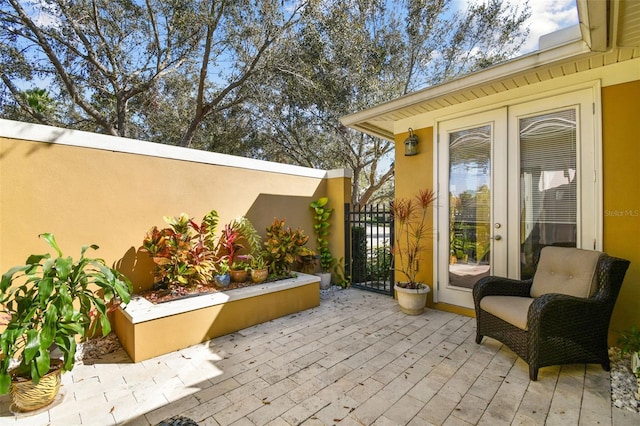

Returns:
404,128,418,156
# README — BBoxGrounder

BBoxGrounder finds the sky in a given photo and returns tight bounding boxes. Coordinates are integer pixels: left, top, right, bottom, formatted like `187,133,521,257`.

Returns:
452,0,580,54
518,0,580,52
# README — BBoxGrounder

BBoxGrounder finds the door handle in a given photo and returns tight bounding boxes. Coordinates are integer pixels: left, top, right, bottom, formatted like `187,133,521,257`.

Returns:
492,235,502,241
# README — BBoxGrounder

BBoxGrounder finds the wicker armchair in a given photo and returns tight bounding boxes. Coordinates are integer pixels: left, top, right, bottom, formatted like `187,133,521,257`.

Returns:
473,247,630,380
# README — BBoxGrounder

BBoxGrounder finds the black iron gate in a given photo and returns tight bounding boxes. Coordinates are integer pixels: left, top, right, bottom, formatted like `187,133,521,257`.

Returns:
344,204,394,296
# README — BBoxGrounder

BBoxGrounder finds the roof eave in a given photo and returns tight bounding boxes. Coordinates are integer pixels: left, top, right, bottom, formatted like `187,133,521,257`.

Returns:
340,39,591,141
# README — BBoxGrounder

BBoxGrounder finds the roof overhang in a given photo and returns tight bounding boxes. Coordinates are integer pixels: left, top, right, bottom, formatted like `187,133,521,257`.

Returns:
341,0,640,141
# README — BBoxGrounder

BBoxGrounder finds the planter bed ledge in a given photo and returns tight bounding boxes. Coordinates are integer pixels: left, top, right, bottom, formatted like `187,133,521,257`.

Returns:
113,273,320,362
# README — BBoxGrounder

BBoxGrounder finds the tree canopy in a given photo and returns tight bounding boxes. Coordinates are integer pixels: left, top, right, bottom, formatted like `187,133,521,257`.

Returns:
0,0,530,205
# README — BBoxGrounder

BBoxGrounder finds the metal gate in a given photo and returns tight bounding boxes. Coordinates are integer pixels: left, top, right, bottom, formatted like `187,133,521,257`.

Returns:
344,204,394,295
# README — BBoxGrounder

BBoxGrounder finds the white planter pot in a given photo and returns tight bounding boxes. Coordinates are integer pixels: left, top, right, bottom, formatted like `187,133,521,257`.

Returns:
317,272,332,290
395,284,431,315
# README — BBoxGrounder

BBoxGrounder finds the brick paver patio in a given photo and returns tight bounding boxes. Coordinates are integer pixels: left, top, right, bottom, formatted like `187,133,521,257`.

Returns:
1,288,639,425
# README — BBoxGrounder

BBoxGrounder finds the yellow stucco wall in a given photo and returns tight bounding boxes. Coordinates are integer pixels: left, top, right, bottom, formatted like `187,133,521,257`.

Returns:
324,174,351,274
0,129,350,293
602,80,640,340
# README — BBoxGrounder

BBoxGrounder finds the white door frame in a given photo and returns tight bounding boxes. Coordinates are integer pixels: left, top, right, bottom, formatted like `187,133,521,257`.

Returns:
435,108,507,308
433,83,601,308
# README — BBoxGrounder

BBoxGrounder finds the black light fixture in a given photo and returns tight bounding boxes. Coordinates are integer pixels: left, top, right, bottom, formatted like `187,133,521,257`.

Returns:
404,128,418,156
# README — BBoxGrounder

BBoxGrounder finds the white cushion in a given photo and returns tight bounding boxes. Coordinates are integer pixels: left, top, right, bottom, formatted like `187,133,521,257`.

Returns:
480,296,534,331
530,247,603,299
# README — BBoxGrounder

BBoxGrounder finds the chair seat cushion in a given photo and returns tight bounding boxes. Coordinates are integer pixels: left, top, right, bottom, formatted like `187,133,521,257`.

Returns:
480,296,534,331
530,247,603,298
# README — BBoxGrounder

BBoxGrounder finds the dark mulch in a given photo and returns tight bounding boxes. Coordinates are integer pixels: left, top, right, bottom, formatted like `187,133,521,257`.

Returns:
135,275,292,304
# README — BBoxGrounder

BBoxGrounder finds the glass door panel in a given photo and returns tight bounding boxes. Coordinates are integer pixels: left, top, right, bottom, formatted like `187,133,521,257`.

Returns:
519,109,577,279
448,125,492,288
437,108,506,309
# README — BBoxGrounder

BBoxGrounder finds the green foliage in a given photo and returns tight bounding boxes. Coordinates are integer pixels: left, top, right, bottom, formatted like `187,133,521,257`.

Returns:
141,210,219,289
332,257,351,289
310,197,335,272
309,197,350,287
351,226,367,283
263,218,310,277
1,0,531,205
618,326,640,356
0,234,132,394
368,246,392,282
216,216,262,267
141,211,265,288
250,254,267,270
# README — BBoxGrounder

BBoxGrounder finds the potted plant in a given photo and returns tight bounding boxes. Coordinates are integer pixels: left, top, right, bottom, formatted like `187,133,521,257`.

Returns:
263,218,310,277
229,258,250,283
0,233,132,412
310,197,335,289
214,258,230,288
250,254,269,283
390,188,437,315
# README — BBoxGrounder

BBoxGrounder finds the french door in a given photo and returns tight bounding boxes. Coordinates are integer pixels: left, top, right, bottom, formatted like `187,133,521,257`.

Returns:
436,88,599,309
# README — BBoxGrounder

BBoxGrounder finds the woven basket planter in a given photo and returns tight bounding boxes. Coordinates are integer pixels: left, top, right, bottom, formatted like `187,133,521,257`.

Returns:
10,360,63,412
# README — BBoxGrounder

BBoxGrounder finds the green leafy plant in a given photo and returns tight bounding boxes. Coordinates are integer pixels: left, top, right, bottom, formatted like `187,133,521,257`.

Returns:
216,216,262,267
141,210,219,290
250,254,267,270
231,259,250,272
618,326,640,356
332,257,351,289
390,188,437,288
215,258,230,275
310,197,335,273
263,218,310,277
0,233,132,394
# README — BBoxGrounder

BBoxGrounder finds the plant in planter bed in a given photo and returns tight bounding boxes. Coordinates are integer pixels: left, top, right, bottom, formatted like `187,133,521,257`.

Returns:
249,254,269,283
214,258,230,287
263,218,311,277
0,233,132,411
216,217,262,283
390,188,437,315
141,210,219,290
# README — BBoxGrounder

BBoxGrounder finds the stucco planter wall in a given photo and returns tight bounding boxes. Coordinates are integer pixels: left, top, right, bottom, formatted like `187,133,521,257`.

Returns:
113,273,320,362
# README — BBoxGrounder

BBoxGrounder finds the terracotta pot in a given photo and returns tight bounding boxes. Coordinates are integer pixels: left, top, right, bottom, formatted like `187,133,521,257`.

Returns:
250,268,268,283
10,359,63,412
395,283,431,315
229,269,248,283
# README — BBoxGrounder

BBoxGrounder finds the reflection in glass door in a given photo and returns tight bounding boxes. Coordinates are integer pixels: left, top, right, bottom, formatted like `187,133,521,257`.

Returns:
448,126,492,288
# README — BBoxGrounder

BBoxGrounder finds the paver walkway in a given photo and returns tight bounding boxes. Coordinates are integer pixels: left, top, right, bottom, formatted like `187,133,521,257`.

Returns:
1,288,639,425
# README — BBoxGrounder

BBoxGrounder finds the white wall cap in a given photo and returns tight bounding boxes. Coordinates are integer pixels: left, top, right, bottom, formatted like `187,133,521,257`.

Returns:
0,119,335,179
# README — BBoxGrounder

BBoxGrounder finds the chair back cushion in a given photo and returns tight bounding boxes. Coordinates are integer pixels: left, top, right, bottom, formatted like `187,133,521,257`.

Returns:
530,247,603,298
